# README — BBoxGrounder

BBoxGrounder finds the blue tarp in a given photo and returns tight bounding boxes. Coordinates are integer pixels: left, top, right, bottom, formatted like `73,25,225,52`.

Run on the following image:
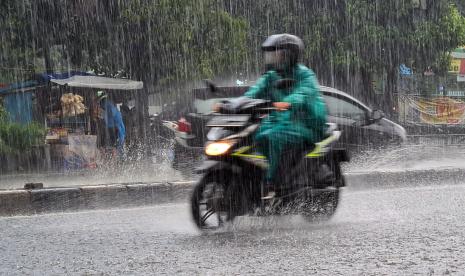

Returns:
4,92,33,124
39,71,93,82
0,80,38,95
0,71,93,95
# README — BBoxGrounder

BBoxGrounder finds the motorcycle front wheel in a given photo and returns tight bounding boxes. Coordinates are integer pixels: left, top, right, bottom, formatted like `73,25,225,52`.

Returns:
191,173,236,231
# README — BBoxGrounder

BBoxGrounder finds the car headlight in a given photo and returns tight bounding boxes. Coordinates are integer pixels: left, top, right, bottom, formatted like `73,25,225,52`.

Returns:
205,141,235,156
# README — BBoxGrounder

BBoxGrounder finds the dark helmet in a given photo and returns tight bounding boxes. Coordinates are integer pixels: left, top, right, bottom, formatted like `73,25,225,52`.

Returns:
261,34,304,71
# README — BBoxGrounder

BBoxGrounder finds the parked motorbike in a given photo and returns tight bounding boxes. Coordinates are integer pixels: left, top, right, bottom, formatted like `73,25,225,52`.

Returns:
191,96,350,231
147,110,178,163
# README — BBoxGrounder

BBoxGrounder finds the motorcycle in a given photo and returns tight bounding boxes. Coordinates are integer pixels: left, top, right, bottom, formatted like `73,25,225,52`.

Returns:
191,95,350,231
148,111,178,163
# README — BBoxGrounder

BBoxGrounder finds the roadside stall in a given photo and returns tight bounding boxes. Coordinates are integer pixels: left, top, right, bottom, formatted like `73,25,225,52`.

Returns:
41,75,143,170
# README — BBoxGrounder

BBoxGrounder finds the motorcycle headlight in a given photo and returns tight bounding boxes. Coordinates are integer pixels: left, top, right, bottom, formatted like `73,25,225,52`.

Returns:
205,140,235,156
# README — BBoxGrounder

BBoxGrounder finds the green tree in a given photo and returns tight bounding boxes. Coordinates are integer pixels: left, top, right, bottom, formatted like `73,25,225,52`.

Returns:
0,105,45,154
227,0,465,115
2,0,465,118
0,0,36,82
95,0,248,140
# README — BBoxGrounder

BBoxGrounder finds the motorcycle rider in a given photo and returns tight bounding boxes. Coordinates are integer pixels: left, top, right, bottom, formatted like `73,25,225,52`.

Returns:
243,34,328,199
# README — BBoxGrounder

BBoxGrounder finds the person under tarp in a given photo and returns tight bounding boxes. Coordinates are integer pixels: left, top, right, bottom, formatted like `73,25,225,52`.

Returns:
96,91,126,157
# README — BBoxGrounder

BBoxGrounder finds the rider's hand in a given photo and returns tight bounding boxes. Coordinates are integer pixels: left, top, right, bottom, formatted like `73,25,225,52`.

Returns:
273,102,291,111
213,103,222,112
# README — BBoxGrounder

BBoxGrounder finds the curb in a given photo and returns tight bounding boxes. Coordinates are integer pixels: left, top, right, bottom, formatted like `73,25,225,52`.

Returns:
0,182,193,216
1,169,465,216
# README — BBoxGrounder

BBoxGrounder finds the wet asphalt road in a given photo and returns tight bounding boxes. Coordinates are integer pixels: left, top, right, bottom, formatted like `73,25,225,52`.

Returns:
1,181,465,275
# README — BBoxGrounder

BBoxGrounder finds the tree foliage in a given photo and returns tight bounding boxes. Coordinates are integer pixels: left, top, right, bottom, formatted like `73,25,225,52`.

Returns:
1,0,465,113
0,105,45,154
1,0,248,83
227,0,465,112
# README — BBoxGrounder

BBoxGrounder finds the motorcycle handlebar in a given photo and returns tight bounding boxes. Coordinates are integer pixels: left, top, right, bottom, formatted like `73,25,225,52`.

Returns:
215,97,275,115
215,104,277,115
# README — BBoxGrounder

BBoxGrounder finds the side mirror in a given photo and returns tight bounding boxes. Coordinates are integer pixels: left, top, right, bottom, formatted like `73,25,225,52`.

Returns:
204,79,218,93
371,110,384,122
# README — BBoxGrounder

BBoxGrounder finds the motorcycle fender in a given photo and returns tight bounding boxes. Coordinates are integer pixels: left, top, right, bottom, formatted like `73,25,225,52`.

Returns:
162,121,178,132
195,160,232,174
332,148,350,162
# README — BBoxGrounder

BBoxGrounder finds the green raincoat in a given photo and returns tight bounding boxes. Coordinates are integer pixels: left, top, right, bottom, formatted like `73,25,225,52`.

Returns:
244,64,327,182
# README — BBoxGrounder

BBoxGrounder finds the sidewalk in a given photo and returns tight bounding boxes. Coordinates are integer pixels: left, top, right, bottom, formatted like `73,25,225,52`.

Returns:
346,144,465,173
0,160,188,190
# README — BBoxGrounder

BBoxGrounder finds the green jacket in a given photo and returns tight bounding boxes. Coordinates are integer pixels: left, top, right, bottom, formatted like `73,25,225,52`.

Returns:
244,64,327,142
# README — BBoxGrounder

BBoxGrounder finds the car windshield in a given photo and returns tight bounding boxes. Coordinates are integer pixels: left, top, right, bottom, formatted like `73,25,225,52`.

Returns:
323,94,366,121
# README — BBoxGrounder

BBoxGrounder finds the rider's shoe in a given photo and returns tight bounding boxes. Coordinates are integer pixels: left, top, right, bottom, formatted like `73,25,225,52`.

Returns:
262,191,276,200
261,182,276,200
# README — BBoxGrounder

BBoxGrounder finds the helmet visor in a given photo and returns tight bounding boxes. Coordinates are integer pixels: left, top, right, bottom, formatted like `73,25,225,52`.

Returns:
264,50,284,65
